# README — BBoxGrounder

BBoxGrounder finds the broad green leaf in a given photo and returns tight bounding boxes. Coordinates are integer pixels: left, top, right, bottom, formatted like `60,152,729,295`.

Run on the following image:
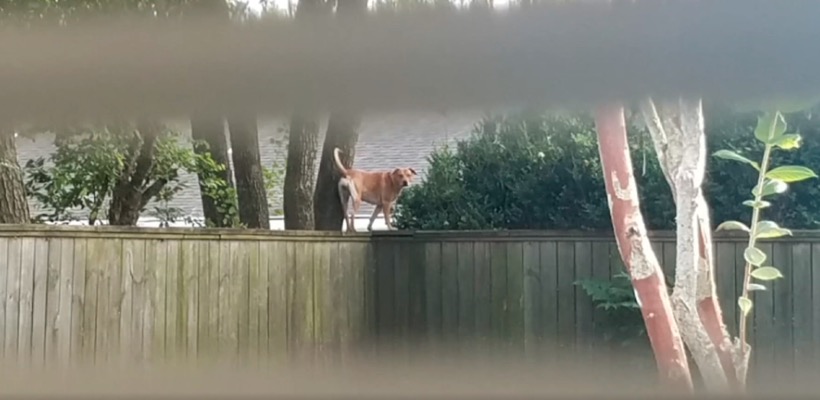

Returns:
754,112,787,144
747,283,767,291
738,297,753,317
742,199,772,209
716,220,750,232
744,246,766,266
712,150,760,170
765,166,818,183
752,179,788,197
773,133,803,150
755,220,793,239
751,266,784,281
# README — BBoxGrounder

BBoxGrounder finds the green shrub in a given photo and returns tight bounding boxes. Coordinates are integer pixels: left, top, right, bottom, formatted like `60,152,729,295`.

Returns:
394,106,820,231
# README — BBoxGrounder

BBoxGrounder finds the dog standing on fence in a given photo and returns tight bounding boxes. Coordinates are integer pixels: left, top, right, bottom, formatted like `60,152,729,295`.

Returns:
333,147,417,232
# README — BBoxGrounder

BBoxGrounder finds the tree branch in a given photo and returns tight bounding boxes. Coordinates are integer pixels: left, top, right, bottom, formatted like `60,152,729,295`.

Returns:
140,177,170,209
639,97,732,392
131,119,162,186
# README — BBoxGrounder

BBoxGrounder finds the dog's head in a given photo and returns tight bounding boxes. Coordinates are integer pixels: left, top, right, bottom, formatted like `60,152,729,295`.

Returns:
391,167,417,188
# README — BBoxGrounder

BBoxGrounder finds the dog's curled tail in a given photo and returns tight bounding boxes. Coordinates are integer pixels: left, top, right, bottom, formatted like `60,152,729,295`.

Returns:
333,148,348,176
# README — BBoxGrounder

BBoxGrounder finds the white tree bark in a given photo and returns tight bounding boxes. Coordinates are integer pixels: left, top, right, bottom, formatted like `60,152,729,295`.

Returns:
639,97,730,392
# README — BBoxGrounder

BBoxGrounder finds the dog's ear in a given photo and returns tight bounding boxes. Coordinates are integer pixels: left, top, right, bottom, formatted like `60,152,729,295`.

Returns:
408,168,417,175
392,168,402,175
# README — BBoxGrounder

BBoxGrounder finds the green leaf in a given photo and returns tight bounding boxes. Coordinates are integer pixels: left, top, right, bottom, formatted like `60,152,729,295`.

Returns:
744,246,767,266
715,220,750,232
738,297,753,317
742,199,772,209
773,133,803,150
754,112,787,144
751,266,784,281
752,179,788,197
754,220,793,239
712,150,760,170
747,283,767,291
765,166,818,183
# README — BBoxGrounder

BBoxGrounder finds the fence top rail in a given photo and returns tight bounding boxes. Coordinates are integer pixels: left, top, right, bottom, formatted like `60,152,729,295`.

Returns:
1,224,820,242
0,224,371,242
370,229,820,242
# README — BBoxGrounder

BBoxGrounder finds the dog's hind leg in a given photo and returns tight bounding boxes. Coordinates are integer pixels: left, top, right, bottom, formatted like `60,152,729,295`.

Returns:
350,196,363,231
338,180,356,233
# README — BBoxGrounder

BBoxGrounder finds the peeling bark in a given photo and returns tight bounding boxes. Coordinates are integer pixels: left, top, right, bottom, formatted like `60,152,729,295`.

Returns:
639,98,733,392
593,103,693,392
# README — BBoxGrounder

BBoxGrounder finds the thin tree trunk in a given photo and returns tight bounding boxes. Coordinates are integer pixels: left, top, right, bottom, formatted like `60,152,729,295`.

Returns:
696,197,744,389
0,127,30,224
228,116,270,229
593,103,693,392
313,111,361,230
191,115,236,227
284,112,319,230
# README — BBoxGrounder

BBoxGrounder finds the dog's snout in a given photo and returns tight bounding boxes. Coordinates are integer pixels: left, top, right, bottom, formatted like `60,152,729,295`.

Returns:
402,181,409,187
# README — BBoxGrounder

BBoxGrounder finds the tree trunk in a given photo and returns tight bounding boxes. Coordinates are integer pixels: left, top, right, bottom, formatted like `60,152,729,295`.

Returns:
282,0,335,231
0,127,30,224
593,103,693,392
639,98,734,392
191,115,237,227
284,112,319,230
313,111,361,231
227,116,270,229
313,0,367,231
108,120,166,226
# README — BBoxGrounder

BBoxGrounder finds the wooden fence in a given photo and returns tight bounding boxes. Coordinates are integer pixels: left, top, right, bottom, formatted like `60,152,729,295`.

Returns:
0,226,818,377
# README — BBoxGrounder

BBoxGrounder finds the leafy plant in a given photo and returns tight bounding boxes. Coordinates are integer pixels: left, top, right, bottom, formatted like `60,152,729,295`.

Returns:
576,271,641,311
193,140,242,228
395,106,820,231
24,123,223,226
712,110,818,364
575,270,676,348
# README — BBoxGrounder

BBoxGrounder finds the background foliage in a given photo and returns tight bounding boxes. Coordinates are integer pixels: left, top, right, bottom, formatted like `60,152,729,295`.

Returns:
394,104,820,231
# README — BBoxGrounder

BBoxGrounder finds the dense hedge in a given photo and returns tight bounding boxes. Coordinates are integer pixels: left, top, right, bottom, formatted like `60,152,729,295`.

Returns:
394,105,820,231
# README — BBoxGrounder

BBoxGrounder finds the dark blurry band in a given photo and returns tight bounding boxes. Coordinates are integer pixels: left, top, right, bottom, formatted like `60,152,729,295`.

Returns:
0,0,818,126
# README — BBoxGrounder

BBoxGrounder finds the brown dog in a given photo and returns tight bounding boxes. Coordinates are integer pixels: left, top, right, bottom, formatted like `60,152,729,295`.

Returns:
333,147,417,232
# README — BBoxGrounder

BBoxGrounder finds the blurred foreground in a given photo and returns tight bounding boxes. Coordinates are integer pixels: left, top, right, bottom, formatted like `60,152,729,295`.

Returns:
0,345,819,398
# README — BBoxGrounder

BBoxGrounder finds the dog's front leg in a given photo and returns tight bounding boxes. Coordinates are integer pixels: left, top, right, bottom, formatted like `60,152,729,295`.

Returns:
367,205,382,231
383,203,396,230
